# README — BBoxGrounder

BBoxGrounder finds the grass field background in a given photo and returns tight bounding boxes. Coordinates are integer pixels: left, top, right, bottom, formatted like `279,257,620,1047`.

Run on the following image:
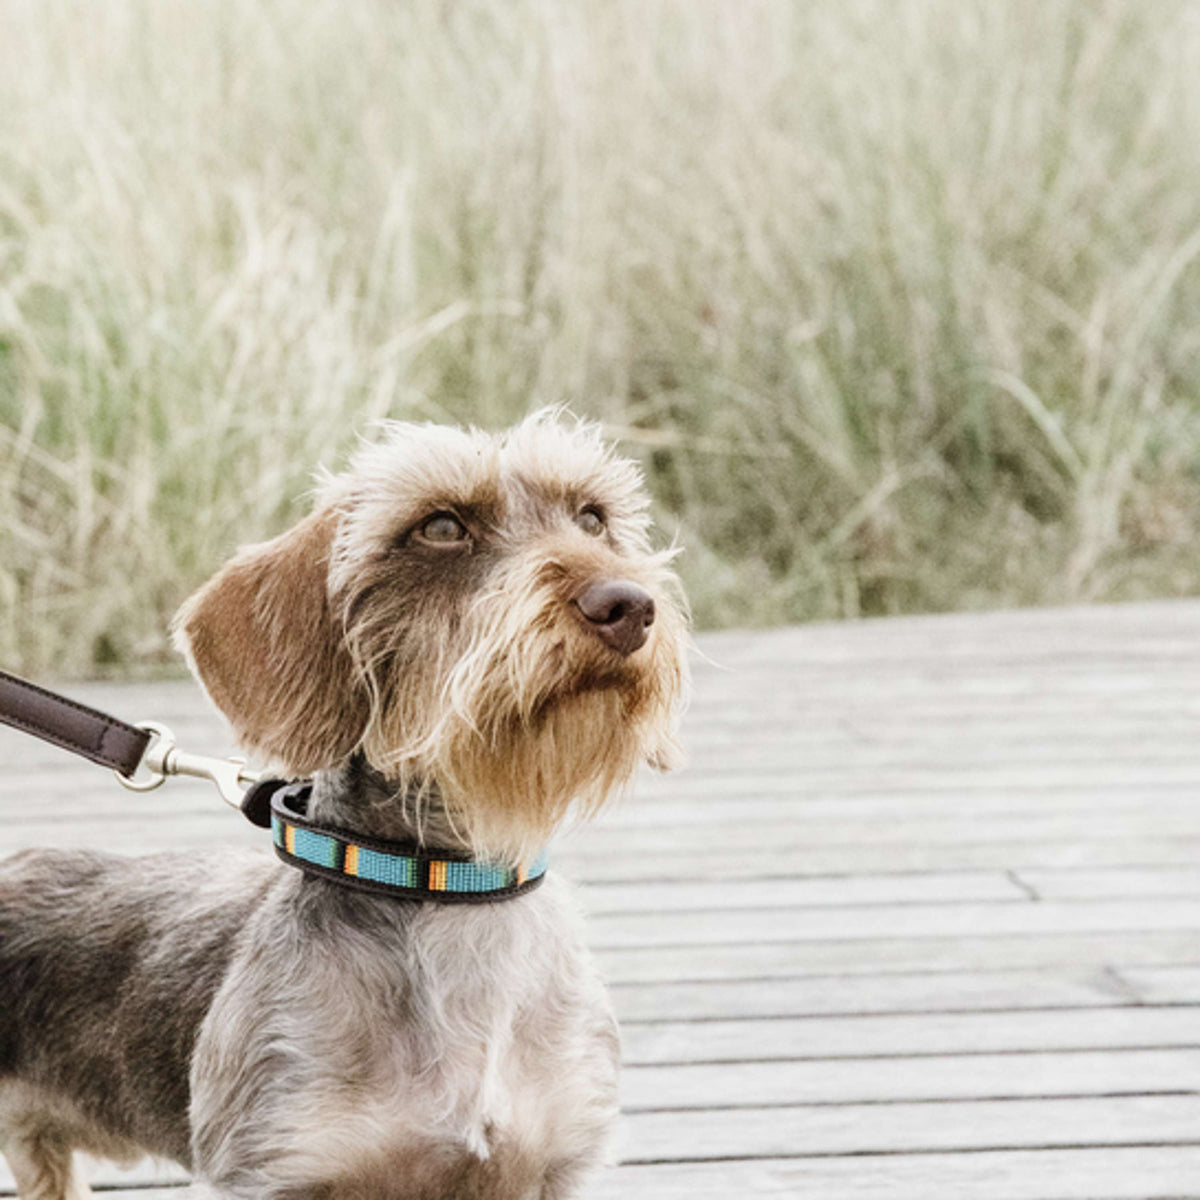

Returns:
2,0,1200,676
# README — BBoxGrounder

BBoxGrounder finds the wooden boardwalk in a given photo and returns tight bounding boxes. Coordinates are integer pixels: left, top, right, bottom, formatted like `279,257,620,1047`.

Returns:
3,600,1200,1198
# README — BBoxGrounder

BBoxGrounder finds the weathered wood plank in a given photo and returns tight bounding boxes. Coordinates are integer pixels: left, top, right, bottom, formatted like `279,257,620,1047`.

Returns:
609,787,1200,821
581,865,1200,914
588,813,1200,856
578,871,1027,912
608,966,1150,1022
588,898,1200,949
564,837,1200,879
1123,964,1200,1003
620,1047,1200,1109
579,1147,1200,1200
620,1095,1200,1161
1014,865,1200,900
620,1006,1200,1064
595,929,1200,982
574,812,1200,856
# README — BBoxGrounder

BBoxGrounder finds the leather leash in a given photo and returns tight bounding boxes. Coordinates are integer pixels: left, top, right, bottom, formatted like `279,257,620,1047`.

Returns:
0,668,152,777
0,667,261,803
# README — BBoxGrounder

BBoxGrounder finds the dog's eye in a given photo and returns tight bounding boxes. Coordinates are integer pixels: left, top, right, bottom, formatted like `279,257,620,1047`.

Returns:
417,512,469,544
576,507,605,537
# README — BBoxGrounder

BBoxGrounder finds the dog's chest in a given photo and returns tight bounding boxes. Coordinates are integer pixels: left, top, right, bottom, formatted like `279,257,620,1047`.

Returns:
261,878,618,1185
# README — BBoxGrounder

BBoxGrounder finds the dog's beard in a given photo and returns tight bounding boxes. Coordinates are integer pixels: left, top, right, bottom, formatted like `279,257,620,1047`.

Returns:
345,564,686,863
413,688,666,863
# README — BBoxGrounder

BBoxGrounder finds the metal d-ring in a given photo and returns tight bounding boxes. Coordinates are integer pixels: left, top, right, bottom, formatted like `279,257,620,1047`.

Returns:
115,720,173,793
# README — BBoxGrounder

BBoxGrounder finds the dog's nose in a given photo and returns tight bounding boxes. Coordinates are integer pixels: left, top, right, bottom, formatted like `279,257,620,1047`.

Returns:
574,579,656,655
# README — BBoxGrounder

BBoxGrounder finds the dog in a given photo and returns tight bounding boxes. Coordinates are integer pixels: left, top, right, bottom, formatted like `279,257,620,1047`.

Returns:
0,410,687,1200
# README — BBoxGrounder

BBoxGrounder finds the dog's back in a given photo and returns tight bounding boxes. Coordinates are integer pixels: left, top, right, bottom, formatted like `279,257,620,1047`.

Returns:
0,848,270,1168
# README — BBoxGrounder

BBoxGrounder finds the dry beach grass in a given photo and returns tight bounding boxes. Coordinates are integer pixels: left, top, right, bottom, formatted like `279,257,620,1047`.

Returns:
2,0,1200,674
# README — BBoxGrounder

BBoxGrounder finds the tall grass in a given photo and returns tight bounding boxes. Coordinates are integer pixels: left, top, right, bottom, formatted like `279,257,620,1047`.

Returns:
2,0,1200,675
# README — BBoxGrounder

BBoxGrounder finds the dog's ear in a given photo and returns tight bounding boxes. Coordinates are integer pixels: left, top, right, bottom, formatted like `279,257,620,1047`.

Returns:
172,508,367,775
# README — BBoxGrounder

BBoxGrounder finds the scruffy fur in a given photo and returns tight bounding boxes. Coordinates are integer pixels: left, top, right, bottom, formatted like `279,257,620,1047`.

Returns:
0,412,688,1199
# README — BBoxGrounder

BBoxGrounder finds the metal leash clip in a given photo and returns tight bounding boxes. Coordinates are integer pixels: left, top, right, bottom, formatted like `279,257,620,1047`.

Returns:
115,721,262,809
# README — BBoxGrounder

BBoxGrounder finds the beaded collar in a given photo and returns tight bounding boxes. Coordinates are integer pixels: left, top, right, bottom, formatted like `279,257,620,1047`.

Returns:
240,778,548,904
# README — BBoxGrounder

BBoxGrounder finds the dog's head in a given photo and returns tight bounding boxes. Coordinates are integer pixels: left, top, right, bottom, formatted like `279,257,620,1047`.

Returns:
173,411,688,858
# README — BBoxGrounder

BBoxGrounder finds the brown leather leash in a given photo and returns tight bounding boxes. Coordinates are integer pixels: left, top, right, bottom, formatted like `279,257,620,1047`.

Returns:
0,667,261,805
0,668,152,777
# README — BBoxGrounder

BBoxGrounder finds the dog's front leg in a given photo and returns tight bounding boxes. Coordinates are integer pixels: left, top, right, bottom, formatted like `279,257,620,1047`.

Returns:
0,1137,91,1200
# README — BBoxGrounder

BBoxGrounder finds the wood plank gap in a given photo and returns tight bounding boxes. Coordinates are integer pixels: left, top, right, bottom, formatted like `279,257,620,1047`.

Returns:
620,1140,1200,1166
627,1043,1200,1067
618,998,1200,1026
